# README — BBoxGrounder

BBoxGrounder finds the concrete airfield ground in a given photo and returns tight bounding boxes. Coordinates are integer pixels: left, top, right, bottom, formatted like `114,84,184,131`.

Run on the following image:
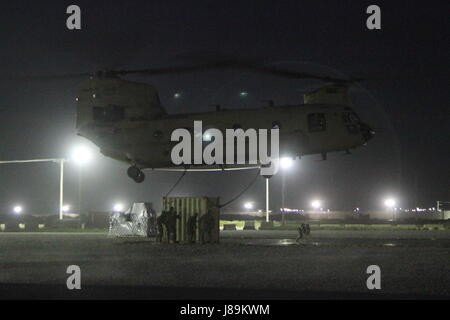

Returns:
0,230,448,299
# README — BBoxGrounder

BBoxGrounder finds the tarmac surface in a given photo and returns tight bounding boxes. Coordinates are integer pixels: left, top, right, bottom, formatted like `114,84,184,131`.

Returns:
0,230,448,299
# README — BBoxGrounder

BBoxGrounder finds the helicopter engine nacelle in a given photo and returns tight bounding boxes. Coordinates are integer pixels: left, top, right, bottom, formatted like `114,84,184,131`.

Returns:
303,83,352,106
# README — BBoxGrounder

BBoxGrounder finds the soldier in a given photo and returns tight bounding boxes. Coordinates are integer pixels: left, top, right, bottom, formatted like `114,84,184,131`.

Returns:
156,211,168,243
296,224,304,242
166,206,180,243
198,209,215,244
305,223,311,236
146,210,154,238
186,213,198,244
301,223,307,235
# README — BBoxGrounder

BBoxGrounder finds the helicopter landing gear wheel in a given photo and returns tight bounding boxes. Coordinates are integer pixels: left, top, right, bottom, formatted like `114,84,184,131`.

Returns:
134,171,145,183
127,166,145,183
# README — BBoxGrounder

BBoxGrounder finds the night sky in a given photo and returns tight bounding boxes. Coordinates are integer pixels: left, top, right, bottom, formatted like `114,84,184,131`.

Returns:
0,0,448,214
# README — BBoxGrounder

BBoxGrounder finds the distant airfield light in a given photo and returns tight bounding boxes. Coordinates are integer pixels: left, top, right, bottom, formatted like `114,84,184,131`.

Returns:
239,91,248,98
203,130,213,141
13,206,23,215
113,203,124,212
384,198,396,208
280,157,294,170
174,92,181,99
244,202,254,210
71,146,92,165
311,200,321,209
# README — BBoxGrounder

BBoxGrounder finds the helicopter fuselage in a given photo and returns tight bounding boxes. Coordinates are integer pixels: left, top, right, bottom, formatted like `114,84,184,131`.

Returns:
76,76,373,174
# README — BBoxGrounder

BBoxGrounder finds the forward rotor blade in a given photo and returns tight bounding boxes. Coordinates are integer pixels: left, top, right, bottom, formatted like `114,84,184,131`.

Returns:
4,72,93,82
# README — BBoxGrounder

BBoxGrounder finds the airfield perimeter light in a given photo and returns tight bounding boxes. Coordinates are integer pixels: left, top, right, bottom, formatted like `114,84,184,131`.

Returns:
244,202,254,210
113,203,124,212
311,200,321,209
71,146,91,166
13,206,23,215
239,91,248,98
203,130,213,142
384,198,396,208
280,157,293,170
384,198,397,221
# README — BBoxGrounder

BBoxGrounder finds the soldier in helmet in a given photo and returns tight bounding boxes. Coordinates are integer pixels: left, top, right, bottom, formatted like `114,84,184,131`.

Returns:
305,223,311,236
156,210,168,243
156,211,165,242
166,206,180,243
199,209,215,244
296,224,304,242
186,213,198,244
301,223,308,235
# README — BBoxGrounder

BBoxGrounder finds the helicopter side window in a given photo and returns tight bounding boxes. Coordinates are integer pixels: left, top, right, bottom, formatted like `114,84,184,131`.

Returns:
93,105,125,122
307,113,326,132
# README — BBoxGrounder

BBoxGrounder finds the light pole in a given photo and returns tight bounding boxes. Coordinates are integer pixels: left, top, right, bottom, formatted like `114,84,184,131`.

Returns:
58,159,66,220
78,167,82,215
0,158,67,220
265,177,270,222
280,157,293,225
71,146,92,215
384,198,396,221
113,203,124,212
244,202,254,210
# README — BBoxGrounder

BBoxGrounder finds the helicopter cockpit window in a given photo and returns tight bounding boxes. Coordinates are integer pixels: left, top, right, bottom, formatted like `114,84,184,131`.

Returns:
342,112,360,134
93,105,125,122
307,113,326,132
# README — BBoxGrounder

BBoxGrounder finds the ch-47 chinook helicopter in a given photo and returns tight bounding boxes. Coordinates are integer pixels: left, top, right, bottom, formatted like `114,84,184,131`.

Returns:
74,62,374,182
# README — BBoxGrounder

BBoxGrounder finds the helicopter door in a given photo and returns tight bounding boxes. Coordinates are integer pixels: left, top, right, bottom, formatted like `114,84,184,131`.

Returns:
342,111,360,134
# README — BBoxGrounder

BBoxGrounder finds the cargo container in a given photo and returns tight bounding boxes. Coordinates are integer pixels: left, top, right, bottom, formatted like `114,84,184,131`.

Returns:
162,197,220,243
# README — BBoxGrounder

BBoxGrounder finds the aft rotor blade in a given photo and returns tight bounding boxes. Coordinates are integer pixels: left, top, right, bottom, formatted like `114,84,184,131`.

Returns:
113,62,233,76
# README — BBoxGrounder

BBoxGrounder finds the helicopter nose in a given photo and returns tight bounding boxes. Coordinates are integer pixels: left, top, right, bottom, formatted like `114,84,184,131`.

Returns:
360,123,375,142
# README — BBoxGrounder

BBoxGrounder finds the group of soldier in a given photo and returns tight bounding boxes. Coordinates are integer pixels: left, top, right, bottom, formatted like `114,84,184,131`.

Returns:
155,207,310,244
156,206,216,244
